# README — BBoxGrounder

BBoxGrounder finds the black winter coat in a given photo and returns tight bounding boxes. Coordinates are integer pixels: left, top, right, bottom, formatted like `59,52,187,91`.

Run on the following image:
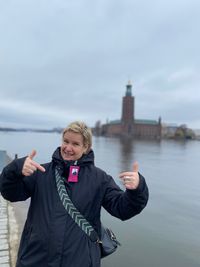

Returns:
0,148,149,267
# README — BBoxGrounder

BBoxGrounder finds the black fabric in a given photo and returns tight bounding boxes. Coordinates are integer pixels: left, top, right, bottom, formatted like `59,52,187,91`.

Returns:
55,167,99,241
0,147,149,267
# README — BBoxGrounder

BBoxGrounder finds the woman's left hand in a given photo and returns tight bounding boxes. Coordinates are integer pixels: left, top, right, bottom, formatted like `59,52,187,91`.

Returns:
119,162,140,190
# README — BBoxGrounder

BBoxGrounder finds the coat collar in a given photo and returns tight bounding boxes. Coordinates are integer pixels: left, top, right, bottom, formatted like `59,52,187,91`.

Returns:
52,147,95,168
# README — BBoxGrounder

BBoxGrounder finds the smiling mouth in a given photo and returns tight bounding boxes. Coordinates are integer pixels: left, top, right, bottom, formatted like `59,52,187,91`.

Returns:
63,153,73,157
62,151,74,158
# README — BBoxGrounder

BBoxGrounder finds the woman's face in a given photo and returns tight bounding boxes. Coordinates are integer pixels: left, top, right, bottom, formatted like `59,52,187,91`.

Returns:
61,131,88,161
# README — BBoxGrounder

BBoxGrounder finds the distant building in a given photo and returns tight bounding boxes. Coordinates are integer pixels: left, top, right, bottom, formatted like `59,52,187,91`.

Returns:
193,129,200,140
162,123,178,139
162,123,197,140
174,124,196,140
94,81,162,139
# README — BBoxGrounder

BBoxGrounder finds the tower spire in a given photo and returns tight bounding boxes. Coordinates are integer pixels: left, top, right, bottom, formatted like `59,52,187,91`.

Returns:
126,80,132,96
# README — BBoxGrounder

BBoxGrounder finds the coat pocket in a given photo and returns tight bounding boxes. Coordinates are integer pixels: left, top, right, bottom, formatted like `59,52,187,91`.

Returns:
19,226,47,264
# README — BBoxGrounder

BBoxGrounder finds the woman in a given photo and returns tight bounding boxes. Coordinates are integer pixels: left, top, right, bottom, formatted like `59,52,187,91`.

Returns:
0,121,149,267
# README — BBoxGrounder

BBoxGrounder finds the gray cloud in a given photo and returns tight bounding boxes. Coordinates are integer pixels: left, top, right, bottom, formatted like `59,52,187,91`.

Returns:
0,0,200,129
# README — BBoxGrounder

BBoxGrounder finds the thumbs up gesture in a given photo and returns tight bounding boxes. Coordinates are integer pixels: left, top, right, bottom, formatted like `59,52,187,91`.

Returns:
22,150,46,176
119,162,140,190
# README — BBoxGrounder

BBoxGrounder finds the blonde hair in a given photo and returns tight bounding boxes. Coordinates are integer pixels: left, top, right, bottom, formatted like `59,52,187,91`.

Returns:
62,121,92,153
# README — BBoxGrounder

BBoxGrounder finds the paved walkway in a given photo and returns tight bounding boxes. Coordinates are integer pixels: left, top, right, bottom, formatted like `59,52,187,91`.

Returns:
0,150,18,267
0,195,11,267
0,150,11,266
0,196,21,267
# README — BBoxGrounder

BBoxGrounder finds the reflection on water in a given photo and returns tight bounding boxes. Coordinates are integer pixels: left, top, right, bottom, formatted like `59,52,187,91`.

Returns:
119,136,135,171
94,136,200,267
1,132,200,267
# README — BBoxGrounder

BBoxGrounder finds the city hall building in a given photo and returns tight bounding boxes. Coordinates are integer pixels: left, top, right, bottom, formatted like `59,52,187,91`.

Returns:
95,82,162,139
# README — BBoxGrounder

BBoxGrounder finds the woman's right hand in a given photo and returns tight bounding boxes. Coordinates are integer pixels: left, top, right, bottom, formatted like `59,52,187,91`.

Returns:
22,150,46,176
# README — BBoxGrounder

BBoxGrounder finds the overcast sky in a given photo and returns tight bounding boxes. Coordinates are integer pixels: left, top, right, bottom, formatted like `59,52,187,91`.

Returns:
0,0,200,130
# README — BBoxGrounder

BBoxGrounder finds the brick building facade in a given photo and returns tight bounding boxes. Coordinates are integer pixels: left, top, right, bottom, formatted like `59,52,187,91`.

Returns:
95,82,162,139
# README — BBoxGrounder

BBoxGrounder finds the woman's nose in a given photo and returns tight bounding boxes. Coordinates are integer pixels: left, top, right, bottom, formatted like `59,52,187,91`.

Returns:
65,144,72,151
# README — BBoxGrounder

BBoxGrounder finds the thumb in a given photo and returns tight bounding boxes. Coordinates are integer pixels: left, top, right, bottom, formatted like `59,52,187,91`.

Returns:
133,161,139,173
29,149,37,160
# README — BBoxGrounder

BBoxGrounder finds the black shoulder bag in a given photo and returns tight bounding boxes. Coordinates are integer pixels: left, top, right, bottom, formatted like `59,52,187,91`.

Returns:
55,167,121,258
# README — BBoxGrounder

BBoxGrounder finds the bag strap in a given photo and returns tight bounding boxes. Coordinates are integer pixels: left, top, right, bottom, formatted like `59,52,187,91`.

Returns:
55,167,100,243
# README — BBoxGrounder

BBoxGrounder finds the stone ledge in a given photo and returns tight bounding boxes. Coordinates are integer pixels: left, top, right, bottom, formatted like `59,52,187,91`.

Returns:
0,195,11,267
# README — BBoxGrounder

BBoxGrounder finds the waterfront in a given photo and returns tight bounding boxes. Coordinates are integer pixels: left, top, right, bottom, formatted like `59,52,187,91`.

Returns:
0,131,200,267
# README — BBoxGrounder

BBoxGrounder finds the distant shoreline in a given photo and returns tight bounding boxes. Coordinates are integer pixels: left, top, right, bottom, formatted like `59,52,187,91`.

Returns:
0,128,62,133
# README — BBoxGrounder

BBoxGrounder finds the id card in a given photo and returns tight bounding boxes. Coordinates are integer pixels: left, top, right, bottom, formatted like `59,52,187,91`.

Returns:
68,166,80,182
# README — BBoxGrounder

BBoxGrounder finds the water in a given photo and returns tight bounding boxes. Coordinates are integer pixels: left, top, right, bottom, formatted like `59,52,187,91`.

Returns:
0,131,200,267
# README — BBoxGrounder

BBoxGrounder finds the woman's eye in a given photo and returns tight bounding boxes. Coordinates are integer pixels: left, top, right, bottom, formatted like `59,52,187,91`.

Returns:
73,143,79,146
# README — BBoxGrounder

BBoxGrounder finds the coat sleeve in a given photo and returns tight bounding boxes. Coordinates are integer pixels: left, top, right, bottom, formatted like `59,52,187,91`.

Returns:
0,157,37,202
102,173,149,221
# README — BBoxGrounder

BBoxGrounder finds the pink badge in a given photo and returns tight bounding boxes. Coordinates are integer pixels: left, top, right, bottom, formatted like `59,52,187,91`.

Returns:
68,166,80,182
